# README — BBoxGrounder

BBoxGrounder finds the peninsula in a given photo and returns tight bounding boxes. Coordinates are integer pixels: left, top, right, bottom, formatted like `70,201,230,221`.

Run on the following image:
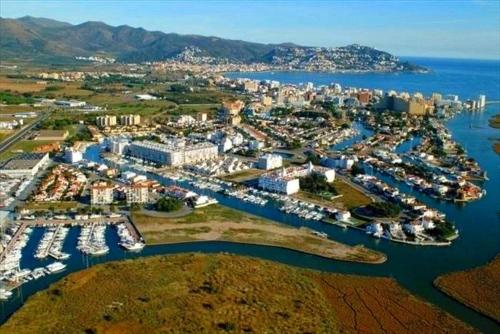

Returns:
132,204,386,264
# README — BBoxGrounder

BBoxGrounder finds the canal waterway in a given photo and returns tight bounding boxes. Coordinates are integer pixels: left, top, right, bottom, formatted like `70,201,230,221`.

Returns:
1,58,499,332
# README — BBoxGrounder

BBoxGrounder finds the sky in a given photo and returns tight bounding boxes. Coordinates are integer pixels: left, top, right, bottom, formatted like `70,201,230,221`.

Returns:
1,0,500,60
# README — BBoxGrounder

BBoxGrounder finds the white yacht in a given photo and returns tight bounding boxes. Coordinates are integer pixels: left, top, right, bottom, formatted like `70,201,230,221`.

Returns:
120,242,145,251
46,262,67,273
0,289,13,300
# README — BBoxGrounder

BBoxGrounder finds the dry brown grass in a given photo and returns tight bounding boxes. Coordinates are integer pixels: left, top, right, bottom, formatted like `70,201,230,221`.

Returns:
0,77,47,93
132,205,386,264
0,254,477,334
434,254,500,323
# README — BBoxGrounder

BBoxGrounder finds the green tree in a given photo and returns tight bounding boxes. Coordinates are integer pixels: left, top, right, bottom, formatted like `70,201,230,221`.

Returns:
155,197,183,212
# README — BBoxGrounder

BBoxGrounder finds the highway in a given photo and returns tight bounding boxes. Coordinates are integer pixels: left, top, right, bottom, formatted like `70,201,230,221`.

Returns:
0,113,47,157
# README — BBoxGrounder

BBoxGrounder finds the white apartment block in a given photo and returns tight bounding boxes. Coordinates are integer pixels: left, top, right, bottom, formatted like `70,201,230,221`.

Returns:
90,182,114,205
64,148,83,164
258,162,335,195
126,183,149,204
258,173,300,195
128,140,218,166
258,154,283,170
109,139,130,155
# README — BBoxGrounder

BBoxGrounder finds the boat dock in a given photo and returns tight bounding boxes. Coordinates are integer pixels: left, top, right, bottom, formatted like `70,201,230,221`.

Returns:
0,224,26,264
38,225,62,259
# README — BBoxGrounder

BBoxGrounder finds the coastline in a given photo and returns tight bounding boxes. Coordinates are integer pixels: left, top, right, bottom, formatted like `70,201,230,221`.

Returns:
221,68,430,75
146,238,387,264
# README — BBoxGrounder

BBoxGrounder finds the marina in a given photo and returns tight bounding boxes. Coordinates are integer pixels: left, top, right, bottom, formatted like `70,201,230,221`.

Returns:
0,58,498,333
0,215,145,298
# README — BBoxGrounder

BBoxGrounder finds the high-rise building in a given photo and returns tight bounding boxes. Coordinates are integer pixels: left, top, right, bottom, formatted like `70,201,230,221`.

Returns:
120,114,141,126
109,139,130,155
96,115,117,127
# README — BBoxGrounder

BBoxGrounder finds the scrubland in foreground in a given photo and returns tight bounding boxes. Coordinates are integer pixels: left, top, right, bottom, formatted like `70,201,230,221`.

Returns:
1,253,476,334
434,254,500,323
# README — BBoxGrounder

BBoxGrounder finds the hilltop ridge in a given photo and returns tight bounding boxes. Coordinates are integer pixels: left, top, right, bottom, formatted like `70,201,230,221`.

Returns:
0,16,427,72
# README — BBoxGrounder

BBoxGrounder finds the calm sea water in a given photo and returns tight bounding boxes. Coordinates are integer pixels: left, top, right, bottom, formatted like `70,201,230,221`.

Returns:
226,57,500,100
1,58,499,332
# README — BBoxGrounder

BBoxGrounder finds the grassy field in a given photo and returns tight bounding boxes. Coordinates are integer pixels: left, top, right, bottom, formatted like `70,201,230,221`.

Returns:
0,253,477,334
294,180,372,210
0,76,47,93
0,130,13,142
220,168,264,182
434,254,500,323
132,204,385,264
332,180,372,209
0,140,58,160
21,201,81,211
0,105,38,114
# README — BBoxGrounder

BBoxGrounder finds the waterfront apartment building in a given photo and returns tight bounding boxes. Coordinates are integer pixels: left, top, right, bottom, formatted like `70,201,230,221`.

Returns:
120,114,141,126
96,115,117,127
258,171,300,195
109,139,130,155
64,148,83,164
375,94,430,115
125,182,149,204
90,181,114,205
258,162,335,194
258,154,283,170
128,140,218,166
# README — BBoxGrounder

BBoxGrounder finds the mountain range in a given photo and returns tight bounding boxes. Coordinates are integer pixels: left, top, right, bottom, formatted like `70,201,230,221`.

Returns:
0,16,426,72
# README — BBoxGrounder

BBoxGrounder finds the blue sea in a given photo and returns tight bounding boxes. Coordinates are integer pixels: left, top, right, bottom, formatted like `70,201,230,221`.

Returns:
2,58,500,333
226,57,500,101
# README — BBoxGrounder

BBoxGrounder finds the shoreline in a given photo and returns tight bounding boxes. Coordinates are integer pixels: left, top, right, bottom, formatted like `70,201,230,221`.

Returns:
433,282,500,325
433,255,500,324
132,205,386,264
145,238,387,265
221,68,430,76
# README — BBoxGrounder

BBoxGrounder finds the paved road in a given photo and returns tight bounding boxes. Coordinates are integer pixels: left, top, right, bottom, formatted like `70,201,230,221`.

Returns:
0,113,47,156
